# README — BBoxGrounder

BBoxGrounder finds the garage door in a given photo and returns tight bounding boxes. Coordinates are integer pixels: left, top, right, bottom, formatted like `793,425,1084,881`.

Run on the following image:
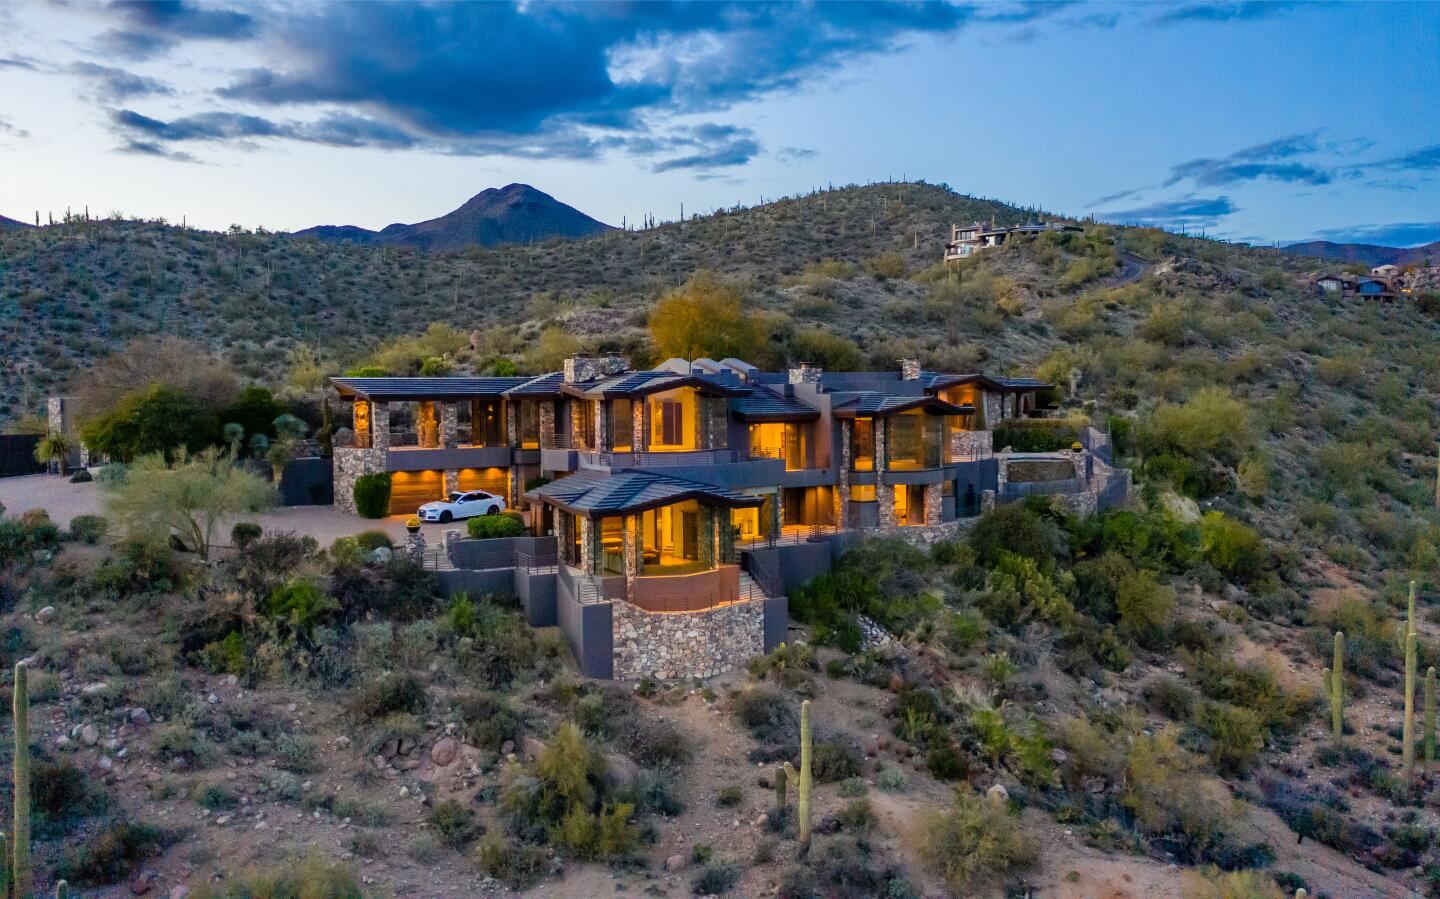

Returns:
457,467,508,497
389,470,445,515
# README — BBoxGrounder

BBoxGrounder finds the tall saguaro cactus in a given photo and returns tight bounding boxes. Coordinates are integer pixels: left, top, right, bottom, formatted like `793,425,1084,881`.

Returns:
1324,630,1345,741
1404,582,1419,782
774,765,788,813
798,699,813,847
12,661,31,899
1427,666,1437,772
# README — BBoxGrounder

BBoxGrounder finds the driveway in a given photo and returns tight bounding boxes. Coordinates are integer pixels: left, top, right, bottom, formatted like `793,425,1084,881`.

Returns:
0,474,464,548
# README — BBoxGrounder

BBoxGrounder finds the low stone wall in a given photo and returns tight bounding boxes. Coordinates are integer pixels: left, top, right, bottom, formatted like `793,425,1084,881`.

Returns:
873,517,979,548
612,598,765,681
333,447,385,514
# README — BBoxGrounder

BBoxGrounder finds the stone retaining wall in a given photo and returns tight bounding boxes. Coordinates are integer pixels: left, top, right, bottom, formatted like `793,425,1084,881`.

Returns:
612,598,765,681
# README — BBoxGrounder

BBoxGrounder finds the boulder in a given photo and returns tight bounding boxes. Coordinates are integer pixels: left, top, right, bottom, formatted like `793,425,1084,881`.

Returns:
664,854,686,872
80,723,100,746
986,784,1009,806
129,708,152,725
430,737,458,767
35,606,57,624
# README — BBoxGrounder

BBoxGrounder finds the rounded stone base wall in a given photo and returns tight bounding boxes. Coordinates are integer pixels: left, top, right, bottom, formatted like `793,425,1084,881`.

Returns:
612,598,765,681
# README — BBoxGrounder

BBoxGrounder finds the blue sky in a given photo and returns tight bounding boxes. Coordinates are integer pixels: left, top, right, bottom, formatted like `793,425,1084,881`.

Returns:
1,1,1437,246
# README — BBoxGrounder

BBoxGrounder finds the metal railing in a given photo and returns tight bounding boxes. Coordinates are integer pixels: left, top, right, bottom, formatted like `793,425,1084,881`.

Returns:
744,551,785,598
739,523,841,549
515,548,559,574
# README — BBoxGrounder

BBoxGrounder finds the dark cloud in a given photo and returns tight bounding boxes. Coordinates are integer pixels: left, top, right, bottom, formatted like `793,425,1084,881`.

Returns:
0,116,29,139
118,139,201,163
1163,132,1333,188
98,0,257,60
1101,195,1237,227
0,55,37,70
110,108,426,151
1363,144,1440,174
1151,2,1302,26
70,62,173,101
1310,221,1440,248
777,147,819,163
652,127,762,173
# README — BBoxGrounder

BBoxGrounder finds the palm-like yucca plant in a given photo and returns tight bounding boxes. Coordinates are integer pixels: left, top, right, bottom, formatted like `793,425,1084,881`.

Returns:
32,429,70,476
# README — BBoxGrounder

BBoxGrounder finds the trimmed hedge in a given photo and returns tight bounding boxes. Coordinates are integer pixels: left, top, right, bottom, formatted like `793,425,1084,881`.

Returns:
353,473,391,519
468,512,526,540
992,418,1084,453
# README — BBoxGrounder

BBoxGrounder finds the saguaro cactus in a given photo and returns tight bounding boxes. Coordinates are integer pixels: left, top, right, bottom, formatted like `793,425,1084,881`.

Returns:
1427,666,1437,771
1404,582,1419,782
798,699,813,847
12,661,31,899
774,765,788,812
1324,630,1345,741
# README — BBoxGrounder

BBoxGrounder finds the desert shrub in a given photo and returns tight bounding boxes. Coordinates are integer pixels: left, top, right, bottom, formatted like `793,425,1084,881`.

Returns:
474,834,549,890
1192,701,1266,776
1200,512,1267,583
276,733,321,774
353,473,392,519
429,799,484,848
32,759,107,833
716,785,743,807
197,783,238,811
228,531,315,598
877,765,908,792
354,530,394,551
191,852,362,898
447,594,542,688
230,521,262,549
348,672,427,722
1123,729,1228,858
262,579,339,647
1145,678,1198,720
992,419,1081,453
69,469,93,483
1115,570,1176,647
693,860,741,895
734,688,798,759
57,822,169,885
1182,866,1284,899
68,514,108,545
866,251,908,280
925,741,971,782
812,741,862,784
917,790,1036,893
330,556,443,623
468,514,526,539
1184,651,1308,735
969,504,1067,571
458,691,523,752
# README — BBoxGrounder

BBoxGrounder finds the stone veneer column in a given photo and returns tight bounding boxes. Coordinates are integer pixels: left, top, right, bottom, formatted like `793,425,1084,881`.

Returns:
506,402,519,446
634,399,649,452
578,517,597,574
538,401,555,448
570,398,587,449
837,422,852,527
623,515,641,593
440,402,458,449
556,513,572,563
875,418,895,527
444,469,459,494
923,482,943,525
595,400,610,451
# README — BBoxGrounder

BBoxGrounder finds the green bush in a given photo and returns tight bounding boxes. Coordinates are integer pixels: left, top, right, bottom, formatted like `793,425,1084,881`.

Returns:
468,513,526,539
992,419,1081,453
917,790,1036,893
1115,570,1175,647
1192,701,1266,776
969,504,1066,571
58,822,169,885
190,853,362,898
32,760,107,833
693,860,741,895
349,672,427,722
69,469,94,483
1200,512,1267,583
354,530,394,551
474,834,548,890
429,799,484,848
68,514,108,544
230,521,262,548
353,473,392,519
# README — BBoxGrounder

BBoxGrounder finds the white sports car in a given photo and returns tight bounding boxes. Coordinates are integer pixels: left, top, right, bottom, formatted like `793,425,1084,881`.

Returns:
417,491,507,523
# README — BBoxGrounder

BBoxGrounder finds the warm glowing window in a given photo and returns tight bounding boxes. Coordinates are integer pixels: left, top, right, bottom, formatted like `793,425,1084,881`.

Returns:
519,401,540,448
851,483,876,502
851,419,874,471
648,388,697,450
611,401,633,451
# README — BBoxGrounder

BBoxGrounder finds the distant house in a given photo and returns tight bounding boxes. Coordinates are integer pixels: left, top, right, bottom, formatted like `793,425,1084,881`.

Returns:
944,220,1082,261
1371,263,1400,277
1314,273,1396,301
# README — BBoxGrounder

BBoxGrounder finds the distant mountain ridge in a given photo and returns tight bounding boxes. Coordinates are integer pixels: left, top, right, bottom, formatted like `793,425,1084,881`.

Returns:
0,214,33,230
294,183,611,251
1283,238,1440,268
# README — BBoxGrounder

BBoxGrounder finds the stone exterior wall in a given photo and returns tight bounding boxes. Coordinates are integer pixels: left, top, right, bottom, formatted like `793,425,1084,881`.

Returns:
874,516,979,548
923,482,943,525
538,401,555,446
875,419,894,527
788,364,823,386
837,422,852,525
564,355,629,384
632,400,647,452
899,358,921,381
950,430,991,460
440,403,457,449
334,446,387,514
983,390,1005,431
612,598,766,681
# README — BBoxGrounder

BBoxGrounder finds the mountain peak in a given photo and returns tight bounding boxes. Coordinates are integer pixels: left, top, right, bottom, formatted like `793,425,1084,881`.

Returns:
295,183,610,251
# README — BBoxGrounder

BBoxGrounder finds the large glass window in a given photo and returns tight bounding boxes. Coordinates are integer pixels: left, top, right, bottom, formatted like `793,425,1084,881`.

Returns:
519,400,540,448
610,401,633,452
888,412,922,470
648,388,697,451
851,419,874,471
943,385,983,431
576,400,596,450
469,399,505,447
641,500,706,573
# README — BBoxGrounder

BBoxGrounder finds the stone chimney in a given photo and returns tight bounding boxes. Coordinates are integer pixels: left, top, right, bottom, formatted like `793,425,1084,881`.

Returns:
564,353,629,383
788,363,823,386
899,358,921,381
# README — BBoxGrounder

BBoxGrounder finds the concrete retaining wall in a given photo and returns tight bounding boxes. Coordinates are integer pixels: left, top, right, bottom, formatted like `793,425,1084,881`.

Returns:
516,569,558,627
435,568,514,599
279,457,333,506
557,578,613,679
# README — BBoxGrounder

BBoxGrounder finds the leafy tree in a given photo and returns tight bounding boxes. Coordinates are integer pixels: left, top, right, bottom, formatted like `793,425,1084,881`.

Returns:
222,423,246,459
80,384,220,462
786,327,867,371
523,325,584,372
68,337,239,426
100,448,274,559
222,386,285,442
649,271,767,362
33,429,71,475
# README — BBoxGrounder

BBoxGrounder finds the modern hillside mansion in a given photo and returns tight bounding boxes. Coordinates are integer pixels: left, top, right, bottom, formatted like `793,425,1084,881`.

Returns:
330,355,1127,680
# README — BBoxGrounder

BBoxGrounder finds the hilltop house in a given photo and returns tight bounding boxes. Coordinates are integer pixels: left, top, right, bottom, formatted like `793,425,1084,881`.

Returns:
1314,273,1396,301
330,356,1127,680
944,220,1081,261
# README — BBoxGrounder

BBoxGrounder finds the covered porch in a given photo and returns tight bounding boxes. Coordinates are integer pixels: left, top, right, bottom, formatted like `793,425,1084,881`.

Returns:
529,470,764,612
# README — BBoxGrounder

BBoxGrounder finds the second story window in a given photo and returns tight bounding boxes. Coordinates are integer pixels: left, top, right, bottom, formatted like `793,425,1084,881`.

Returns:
519,401,540,448
659,401,683,445
851,418,874,471
611,400,633,452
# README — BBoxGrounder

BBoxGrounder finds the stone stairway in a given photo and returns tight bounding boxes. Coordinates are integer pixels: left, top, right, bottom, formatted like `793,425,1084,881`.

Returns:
739,570,780,602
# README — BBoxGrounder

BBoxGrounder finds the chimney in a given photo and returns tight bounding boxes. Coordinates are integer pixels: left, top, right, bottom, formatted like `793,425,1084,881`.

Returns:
788,363,823,386
899,359,921,381
564,353,630,383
